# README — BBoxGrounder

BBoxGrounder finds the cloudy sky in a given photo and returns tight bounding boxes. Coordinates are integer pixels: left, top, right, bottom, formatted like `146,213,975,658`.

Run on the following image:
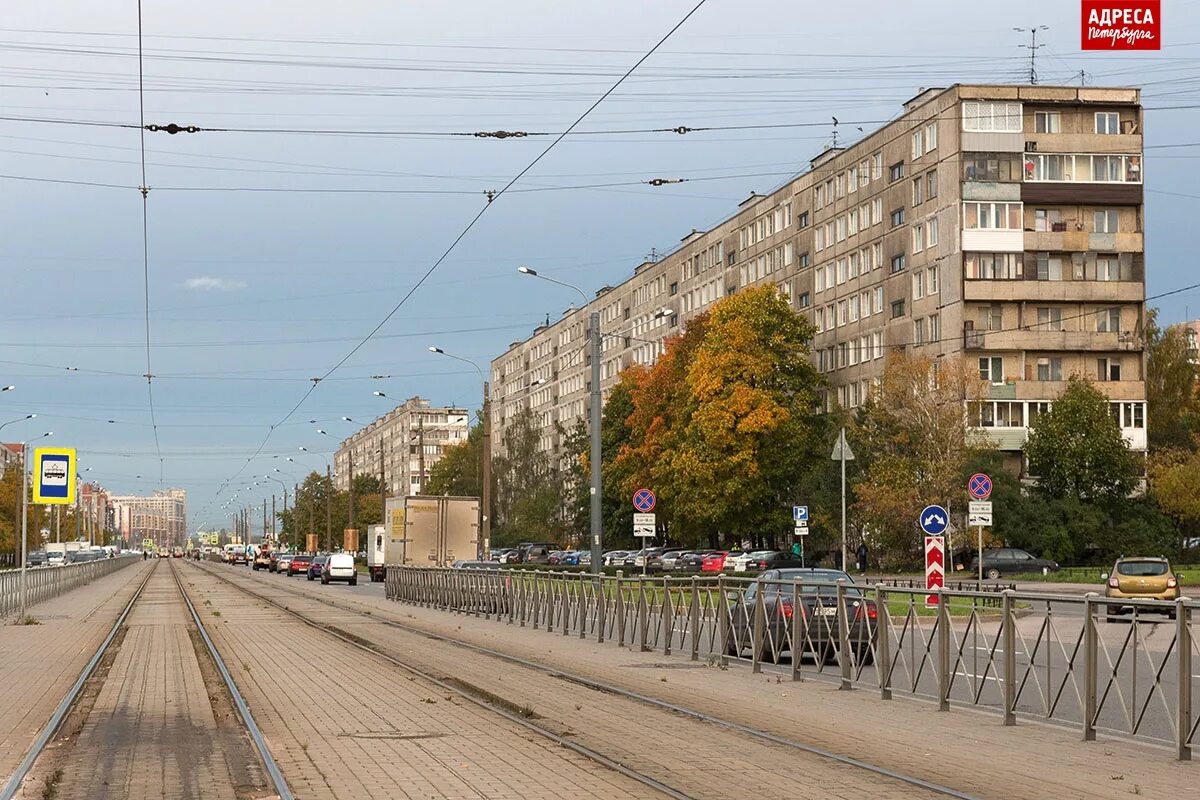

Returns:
0,1,1196,530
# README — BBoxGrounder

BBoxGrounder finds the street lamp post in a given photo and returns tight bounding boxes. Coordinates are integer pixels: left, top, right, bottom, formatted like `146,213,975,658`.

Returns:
518,266,603,573
428,346,492,559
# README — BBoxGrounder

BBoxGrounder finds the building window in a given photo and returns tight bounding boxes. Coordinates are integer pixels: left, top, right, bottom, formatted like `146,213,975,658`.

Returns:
890,254,906,273
965,252,1022,280
911,130,924,160
980,303,1003,331
912,224,924,253
1036,253,1064,281
798,251,810,268
872,152,883,180
979,357,1004,384
873,331,884,359
891,299,906,319
889,162,905,182
929,313,941,343
925,122,938,151
912,177,924,206
1034,111,1061,133
890,208,906,228
873,286,884,314
871,198,883,226
913,317,926,345
1094,209,1119,233
1096,255,1121,281
927,267,939,295
1036,307,1063,330
669,282,678,296
926,169,938,199
1095,307,1121,332
963,153,1021,182
962,100,1022,132
1112,401,1145,428
1036,357,1063,381
798,291,810,308
912,271,925,300
926,217,939,248
1024,153,1141,183
1095,112,1120,135
1098,358,1122,381
963,201,1022,230
1034,208,1064,232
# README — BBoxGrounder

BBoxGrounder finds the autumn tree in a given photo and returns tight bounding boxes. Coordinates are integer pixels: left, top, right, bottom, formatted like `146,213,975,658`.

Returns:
1147,444,1200,550
426,419,485,498
491,408,565,544
853,353,991,567
1024,376,1138,504
1146,310,1200,450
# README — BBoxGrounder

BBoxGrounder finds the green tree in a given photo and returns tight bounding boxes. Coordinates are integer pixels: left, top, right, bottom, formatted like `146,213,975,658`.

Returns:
853,353,991,568
491,408,564,545
1146,310,1200,450
1147,444,1200,550
426,419,484,498
1024,377,1138,504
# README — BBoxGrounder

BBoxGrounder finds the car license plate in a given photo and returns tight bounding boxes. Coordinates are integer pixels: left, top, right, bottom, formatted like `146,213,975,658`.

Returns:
816,607,838,616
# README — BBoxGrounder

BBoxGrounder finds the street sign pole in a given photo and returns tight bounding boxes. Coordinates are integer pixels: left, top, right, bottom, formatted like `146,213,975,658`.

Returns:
18,442,28,620
978,524,983,583
840,427,847,572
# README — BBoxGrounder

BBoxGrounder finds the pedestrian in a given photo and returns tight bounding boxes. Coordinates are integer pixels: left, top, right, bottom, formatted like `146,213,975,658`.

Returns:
856,540,868,574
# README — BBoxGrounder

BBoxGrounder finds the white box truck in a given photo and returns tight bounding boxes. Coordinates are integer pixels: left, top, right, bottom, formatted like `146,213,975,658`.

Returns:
367,495,479,581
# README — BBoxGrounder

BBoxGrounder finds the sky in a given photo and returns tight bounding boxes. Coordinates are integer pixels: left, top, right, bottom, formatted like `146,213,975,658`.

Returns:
0,0,1196,531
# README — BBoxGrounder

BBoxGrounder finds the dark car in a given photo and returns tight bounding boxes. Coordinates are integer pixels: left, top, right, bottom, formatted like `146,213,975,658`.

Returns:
307,555,329,581
751,551,807,571
517,543,554,564
727,568,877,665
675,551,706,572
26,551,47,568
969,548,1059,579
288,554,314,576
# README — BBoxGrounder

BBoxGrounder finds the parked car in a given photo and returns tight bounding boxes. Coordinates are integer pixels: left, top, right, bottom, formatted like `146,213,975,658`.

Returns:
660,550,690,571
490,548,516,563
517,543,555,564
1105,557,1181,620
969,548,1059,579
288,554,313,576
701,551,730,572
751,551,808,571
675,552,705,572
274,553,294,574
307,555,329,581
727,568,877,665
452,560,501,570
729,550,775,572
547,550,565,565
559,550,582,566
602,550,629,567
321,552,358,585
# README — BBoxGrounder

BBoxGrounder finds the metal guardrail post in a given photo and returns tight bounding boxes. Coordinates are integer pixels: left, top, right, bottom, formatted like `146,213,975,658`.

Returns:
718,575,730,667
1176,599,1192,761
532,574,541,630
579,574,588,640
791,577,803,683
616,572,626,647
837,579,852,691
596,575,606,644
563,576,571,637
638,576,650,652
751,580,765,674
1002,589,1016,726
876,585,890,699
663,577,673,656
690,576,700,662
1082,592,1098,742
937,588,950,711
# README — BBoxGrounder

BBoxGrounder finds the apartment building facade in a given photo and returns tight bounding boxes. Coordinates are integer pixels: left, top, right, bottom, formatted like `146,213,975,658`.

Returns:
334,396,470,497
491,84,1147,475
111,488,187,547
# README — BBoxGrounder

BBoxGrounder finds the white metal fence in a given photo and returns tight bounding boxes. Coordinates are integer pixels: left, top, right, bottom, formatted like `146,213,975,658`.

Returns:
0,556,140,618
386,566,1199,760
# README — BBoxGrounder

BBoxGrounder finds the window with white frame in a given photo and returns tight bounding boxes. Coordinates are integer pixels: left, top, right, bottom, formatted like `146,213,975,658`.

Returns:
860,159,871,185
925,122,938,151
871,198,883,225
1094,209,1119,233
815,226,825,251
913,317,925,345
1024,153,1141,183
927,169,938,199
965,252,1022,280
912,176,924,206
836,215,847,242
848,251,860,278
872,152,883,180
1095,307,1121,332
979,356,1004,383
961,100,1022,132
849,294,860,322
912,224,925,253
1095,112,1120,135
836,258,847,285
872,243,883,269
873,286,884,314
860,290,870,316
1096,255,1121,281
963,201,1022,230
873,331,883,359
929,313,940,343
848,208,859,236
912,271,925,300
1036,357,1063,381
911,130,923,160
927,266,939,295
847,167,858,193
927,217,939,248
1098,357,1122,381
1036,307,1063,330
1034,111,1061,133
1037,253,1064,281
825,304,835,329
837,300,848,326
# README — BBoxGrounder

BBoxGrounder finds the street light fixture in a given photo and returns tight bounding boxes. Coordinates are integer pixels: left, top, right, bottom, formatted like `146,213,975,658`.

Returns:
429,345,493,559
516,266,602,573
1,385,13,392
372,391,387,398
0,413,36,433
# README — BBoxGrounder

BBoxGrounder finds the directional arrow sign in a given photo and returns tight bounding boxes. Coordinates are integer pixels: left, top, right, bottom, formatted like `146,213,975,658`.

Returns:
919,505,948,535
925,535,946,607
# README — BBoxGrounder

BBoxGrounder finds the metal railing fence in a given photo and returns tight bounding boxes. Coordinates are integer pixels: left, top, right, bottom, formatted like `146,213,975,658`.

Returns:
386,565,1199,760
0,556,140,618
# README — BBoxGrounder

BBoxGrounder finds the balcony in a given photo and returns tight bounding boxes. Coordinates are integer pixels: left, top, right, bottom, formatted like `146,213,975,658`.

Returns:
1024,230,1143,254
963,279,1143,303
965,329,1141,352
1008,379,1144,402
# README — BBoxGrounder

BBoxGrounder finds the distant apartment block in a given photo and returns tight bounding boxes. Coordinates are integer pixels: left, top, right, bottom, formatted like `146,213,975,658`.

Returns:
491,84,1147,475
111,488,187,547
334,396,470,498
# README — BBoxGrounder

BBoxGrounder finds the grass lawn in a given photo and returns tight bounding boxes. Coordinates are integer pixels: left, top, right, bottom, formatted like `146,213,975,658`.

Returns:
1007,564,1200,585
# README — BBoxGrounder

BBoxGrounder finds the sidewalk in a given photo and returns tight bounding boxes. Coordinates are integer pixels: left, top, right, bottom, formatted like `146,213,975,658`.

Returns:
280,572,1197,799
0,560,152,778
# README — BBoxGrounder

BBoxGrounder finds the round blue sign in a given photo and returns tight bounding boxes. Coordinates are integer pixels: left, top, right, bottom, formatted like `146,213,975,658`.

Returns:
633,488,656,512
919,505,949,535
968,473,993,501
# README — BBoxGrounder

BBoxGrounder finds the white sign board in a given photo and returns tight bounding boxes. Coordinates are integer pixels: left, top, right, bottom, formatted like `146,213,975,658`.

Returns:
968,500,993,527
633,512,656,538
968,501,992,514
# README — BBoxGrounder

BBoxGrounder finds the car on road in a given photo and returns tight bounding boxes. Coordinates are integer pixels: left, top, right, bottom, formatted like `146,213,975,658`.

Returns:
253,549,272,571
727,568,877,665
321,553,358,585
288,554,313,576
969,548,1059,579
230,548,248,565
274,553,294,574
1105,557,1181,620
25,551,47,568
701,551,730,572
307,555,329,581
171,547,184,558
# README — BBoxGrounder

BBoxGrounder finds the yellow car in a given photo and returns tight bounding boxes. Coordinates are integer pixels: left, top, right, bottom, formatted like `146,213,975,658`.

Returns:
1105,557,1181,620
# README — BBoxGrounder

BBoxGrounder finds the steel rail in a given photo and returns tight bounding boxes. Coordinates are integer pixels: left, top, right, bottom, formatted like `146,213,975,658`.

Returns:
0,561,156,800
169,561,294,800
195,561,977,800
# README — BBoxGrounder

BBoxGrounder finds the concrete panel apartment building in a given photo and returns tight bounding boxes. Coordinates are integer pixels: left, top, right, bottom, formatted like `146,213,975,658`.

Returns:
111,488,188,547
334,396,470,497
491,84,1147,475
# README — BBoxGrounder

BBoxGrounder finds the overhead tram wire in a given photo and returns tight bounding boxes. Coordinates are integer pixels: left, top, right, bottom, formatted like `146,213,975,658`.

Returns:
203,0,713,506
136,0,164,487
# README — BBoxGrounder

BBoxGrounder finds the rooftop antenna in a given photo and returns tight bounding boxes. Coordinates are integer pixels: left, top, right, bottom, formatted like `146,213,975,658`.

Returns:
1014,26,1049,85
647,247,660,263
831,116,839,149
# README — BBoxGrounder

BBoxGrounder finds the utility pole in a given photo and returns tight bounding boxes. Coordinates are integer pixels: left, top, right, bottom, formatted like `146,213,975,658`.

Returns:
589,309,602,574
271,495,276,541
1015,25,1048,85
262,498,267,545
347,451,355,531
325,465,332,553
416,414,426,494
379,438,386,522
19,443,29,619
481,380,492,559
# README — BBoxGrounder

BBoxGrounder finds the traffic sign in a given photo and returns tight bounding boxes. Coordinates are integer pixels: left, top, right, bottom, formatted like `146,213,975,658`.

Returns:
968,501,992,514
830,429,856,461
633,512,656,538
925,535,945,606
793,525,809,537
792,505,809,523
632,488,656,513
918,505,948,536
32,447,76,505
968,473,993,501
968,501,993,527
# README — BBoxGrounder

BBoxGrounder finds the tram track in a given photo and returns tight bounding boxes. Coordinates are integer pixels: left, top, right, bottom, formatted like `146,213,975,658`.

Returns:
194,560,979,800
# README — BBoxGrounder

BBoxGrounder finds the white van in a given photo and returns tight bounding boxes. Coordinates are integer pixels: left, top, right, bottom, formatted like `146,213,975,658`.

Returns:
321,553,358,586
